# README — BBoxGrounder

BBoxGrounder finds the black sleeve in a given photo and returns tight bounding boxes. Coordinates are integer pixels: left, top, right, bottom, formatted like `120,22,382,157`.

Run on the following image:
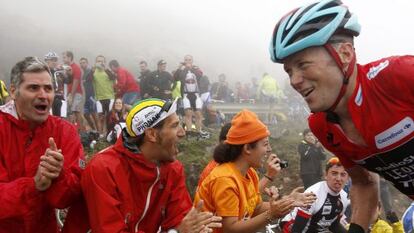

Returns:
329,218,347,233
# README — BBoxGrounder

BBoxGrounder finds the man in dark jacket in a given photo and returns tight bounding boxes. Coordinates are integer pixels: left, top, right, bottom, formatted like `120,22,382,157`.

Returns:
298,128,326,189
138,60,152,99
148,60,173,100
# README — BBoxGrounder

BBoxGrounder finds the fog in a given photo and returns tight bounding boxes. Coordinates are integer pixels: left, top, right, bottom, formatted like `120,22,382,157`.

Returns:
1,0,413,87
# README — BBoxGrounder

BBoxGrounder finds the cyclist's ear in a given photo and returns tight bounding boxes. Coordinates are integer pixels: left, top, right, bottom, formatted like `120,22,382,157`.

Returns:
336,42,355,67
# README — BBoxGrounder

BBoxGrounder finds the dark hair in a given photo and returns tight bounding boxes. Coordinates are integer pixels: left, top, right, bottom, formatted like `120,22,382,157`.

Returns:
219,123,232,142
109,60,120,68
139,60,147,65
213,141,258,164
303,128,311,137
80,57,88,63
135,119,166,148
64,51,74,61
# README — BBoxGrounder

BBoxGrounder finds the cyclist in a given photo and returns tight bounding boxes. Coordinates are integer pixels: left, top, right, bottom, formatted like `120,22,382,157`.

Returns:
281,157,349,233
44,51,67,117
270,0,414,231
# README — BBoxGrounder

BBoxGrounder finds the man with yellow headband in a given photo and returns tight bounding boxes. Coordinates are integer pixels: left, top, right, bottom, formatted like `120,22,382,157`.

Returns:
75,98,221,233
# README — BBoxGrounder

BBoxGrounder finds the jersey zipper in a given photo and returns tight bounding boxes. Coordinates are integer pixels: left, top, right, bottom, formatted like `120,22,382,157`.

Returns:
134,165,160,232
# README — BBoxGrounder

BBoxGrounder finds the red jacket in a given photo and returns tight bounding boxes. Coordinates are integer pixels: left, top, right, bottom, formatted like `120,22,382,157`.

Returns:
114,67,140,97
74,135,192,233
0,101,84,233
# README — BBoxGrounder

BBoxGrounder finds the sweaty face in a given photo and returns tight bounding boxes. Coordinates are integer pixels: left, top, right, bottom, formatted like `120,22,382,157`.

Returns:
155,113,185,162
283,47,344,112
11,71,54,128
325,165,348,193
247,137,270,168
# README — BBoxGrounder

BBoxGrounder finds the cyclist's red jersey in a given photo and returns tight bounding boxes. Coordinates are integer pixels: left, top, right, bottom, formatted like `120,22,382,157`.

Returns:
309,55,414,196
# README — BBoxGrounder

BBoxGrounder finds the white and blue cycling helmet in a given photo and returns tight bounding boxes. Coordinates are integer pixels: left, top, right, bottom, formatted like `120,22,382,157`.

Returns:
270,0,361,63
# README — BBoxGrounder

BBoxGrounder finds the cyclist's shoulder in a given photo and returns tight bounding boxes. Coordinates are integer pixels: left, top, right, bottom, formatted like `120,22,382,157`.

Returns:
359,55,414,81
306,181,327,195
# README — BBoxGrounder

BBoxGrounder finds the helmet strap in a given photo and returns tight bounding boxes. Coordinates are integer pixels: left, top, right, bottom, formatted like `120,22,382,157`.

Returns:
323,43,356,112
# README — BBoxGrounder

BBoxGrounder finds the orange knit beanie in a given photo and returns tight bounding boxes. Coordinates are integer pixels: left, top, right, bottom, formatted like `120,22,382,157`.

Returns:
225,109,270,145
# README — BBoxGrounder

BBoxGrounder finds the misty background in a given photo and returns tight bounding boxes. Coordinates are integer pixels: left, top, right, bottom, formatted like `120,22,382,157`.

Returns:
1,0,413,88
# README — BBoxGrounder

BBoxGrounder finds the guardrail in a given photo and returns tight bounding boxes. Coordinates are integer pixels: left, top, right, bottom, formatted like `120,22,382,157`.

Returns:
210,101,287,115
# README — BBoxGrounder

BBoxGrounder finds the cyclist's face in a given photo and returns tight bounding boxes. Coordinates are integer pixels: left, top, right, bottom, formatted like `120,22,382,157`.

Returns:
325,165,348,193
247,137,269,168
11,71,54,128
283,46,343,112
46,59,58,69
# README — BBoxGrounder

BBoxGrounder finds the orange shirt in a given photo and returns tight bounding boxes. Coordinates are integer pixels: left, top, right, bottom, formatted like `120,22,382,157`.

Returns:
197,160,218,187
194,162,262,233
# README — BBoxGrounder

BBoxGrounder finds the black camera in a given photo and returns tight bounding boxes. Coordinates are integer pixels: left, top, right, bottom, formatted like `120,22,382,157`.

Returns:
279,160,289,169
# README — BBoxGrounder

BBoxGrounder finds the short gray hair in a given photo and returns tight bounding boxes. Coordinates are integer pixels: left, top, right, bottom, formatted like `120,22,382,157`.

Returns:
10,57,51,87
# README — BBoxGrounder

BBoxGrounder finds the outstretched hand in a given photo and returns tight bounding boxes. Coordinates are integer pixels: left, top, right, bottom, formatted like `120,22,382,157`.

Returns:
178,200,222,233
268,194,296,219
288,186,317,208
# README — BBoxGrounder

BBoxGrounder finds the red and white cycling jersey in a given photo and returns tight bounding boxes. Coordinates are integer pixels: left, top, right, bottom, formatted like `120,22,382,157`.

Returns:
309,55,414,196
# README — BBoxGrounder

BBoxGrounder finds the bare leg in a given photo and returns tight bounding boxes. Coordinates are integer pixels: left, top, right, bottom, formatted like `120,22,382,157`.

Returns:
185,109,193,132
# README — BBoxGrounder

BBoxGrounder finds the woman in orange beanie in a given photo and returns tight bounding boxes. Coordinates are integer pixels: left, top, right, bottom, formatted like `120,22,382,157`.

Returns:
194,109,316,233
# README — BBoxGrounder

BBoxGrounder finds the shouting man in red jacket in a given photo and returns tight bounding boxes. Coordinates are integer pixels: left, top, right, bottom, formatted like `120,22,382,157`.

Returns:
77,98,221,233
0,57,85,233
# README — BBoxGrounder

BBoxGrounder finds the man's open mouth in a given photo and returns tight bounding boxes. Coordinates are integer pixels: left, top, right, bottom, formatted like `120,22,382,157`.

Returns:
34,104,48,112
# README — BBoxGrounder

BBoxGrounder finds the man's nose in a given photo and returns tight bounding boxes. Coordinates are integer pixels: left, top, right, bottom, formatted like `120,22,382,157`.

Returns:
290,70,304,89
177,125,186,138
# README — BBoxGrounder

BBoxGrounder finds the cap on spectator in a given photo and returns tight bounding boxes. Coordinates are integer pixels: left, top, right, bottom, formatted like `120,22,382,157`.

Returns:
225,109,270,145
44,52,59,61
157,60,167,66
125,98,177,137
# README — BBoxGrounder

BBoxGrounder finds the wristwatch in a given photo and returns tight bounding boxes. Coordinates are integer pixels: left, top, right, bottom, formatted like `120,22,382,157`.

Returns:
167,229,179,233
